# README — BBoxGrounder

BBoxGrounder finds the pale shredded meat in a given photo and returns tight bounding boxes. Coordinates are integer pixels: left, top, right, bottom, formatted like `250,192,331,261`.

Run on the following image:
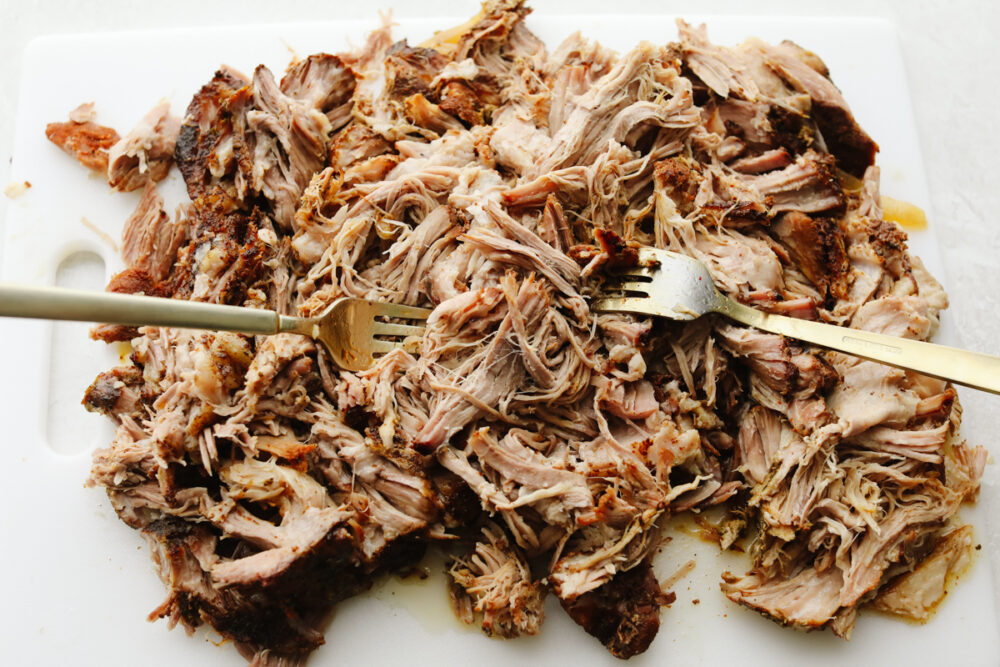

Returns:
66,1,983,664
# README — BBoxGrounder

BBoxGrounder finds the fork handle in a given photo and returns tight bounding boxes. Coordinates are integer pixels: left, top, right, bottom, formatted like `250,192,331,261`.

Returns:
716,297,1000,395
0,283,286,335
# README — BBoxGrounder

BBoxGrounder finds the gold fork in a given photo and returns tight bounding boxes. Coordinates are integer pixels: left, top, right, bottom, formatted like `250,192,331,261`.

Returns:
0,284,429,372
591,247,1000,395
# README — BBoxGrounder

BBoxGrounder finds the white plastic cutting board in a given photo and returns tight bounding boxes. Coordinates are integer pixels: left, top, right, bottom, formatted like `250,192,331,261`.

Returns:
2,13,998,667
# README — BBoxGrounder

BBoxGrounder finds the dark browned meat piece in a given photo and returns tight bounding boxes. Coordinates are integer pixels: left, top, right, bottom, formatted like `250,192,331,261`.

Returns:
771,211,849,300
141,515,378,663
560,561,673,659
174,68,248,200
168,195,270,305
653,157,701,216
385,40,449,99
762,41,879,176
82,365,146,419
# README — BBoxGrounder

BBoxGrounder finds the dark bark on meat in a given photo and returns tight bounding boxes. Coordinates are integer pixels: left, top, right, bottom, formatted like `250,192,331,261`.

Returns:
82,366,147,419
653,157,700,216
168,195,270,305
762,41,878,176
385,41,449,100
771,211,849,300
175,68,249,200
144,516,399,661
560,561,672,659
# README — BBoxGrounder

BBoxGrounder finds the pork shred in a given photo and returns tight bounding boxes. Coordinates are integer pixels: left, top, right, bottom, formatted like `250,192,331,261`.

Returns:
71,1,982,663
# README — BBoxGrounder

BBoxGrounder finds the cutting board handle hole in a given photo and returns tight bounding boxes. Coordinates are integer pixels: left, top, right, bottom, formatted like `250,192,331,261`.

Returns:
46,251,117,457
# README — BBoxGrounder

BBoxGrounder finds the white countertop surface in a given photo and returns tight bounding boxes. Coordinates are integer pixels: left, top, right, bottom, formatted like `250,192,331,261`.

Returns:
2,0,999,654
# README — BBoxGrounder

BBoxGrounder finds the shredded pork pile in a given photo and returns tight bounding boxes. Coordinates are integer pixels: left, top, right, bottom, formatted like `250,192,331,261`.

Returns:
47,2,986,664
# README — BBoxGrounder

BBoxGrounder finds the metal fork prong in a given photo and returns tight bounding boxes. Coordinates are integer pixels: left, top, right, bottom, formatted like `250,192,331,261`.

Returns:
372,322,427,337
370,339,402,354
614,265,657,279
378,303,432,320
600,279,652,295
591,297,656,315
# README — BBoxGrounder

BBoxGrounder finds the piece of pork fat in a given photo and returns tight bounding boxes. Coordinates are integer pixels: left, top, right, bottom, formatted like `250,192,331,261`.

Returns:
729,148,792,174
871,524,974,622
279,52,357,130
449,521,546,638
107,101,182,192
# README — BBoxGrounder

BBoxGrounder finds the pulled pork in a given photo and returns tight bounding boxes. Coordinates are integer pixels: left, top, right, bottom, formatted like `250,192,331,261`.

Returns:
71,2,982,664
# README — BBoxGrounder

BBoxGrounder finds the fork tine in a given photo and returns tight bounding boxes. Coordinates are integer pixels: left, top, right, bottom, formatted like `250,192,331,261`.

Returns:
600,278,652,294
370,339,401,354
613,265,657,279
372,322,426,337
591,297,657,315
377,303,432,320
